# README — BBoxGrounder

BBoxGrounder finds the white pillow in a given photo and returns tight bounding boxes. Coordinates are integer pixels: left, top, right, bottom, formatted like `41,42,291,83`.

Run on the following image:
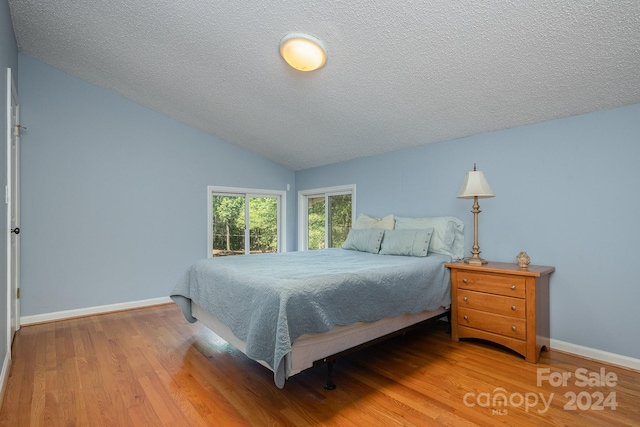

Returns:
395,216,464,259
379,229,433,257
342,228,384,253
353,213,395,230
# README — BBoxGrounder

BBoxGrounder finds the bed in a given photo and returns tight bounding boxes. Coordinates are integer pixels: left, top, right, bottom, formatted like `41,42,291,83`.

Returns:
171,215,464,388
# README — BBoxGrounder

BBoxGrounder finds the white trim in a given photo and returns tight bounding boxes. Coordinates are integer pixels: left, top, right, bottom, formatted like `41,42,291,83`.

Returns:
297,184,356,197
6,67,20,354
6,69,11,354
0,351,10,407
550,338,640,372
20,296,172,326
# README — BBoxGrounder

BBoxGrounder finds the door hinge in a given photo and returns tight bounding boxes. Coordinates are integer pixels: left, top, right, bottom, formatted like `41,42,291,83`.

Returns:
16,288,20,299
14,124,26,137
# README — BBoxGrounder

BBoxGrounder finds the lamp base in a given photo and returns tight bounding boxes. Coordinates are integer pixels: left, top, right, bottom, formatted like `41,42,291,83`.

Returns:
464,257,488,266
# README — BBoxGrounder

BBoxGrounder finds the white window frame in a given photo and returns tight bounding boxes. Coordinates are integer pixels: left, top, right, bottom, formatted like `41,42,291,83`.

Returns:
207,186,287,257
297,184,356,251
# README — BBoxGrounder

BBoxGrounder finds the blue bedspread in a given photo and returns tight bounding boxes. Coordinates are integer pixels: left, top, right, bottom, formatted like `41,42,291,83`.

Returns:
171,248,451,388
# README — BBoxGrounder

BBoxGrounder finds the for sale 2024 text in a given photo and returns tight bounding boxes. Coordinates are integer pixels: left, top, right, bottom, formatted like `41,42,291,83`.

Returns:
537,367,618,411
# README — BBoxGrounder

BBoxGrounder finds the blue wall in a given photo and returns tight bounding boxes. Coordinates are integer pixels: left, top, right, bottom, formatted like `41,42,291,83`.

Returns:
296,103,640,360
18,54,295,316
1,0,18,362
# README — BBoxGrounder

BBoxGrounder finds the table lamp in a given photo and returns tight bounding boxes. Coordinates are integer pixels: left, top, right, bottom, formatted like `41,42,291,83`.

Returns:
457,164,495,265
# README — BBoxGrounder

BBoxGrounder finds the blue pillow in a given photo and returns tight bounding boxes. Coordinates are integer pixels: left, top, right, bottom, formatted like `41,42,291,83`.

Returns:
342,228,384,253
379,229,433,257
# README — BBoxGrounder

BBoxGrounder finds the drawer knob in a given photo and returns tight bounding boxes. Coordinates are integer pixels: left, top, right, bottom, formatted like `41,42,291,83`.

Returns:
510,285,516,290
463,297,468,302
511,305,517,310
462,278,468,283
511,326,516,331
463,315,468,320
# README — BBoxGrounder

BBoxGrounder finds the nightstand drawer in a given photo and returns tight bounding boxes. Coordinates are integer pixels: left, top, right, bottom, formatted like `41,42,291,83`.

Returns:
458,307,526,340
456,271,526,298
457,290,525,318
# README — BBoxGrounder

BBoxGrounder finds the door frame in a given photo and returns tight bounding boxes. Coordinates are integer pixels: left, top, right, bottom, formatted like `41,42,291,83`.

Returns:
6,68,20,354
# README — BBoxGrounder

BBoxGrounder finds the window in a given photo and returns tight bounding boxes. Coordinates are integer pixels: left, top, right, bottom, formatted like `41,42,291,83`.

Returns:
298,185,355,250
208,186,286,257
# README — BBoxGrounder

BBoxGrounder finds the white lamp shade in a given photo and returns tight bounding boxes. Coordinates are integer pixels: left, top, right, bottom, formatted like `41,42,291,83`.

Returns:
280,33,326,71
457,170,495,199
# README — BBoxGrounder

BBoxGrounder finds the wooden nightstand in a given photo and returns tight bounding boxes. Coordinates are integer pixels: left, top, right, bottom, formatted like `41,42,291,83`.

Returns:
445,261,555,363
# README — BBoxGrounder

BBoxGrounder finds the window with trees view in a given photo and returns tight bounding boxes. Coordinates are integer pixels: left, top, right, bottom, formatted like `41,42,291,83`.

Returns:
208,186,286,257
298,185,355,251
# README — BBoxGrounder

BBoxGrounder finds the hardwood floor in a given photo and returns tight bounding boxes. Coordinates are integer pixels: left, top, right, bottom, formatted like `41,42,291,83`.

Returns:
1,304,638,426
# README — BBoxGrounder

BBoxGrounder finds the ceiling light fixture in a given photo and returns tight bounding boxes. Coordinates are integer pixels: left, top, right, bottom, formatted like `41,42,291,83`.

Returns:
279,33,326,72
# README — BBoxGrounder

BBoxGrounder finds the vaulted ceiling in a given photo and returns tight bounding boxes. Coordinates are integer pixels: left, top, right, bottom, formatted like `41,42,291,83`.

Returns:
8,1,640,170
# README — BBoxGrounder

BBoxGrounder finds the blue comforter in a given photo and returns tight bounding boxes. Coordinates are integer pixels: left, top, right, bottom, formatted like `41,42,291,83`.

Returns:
171,248,451,388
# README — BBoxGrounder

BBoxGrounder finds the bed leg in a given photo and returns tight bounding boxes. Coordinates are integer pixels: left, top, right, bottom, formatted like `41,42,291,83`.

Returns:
445,311,452,334
324,361,337,390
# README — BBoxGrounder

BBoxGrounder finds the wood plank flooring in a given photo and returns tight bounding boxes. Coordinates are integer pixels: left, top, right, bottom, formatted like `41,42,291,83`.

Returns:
0,303,638,426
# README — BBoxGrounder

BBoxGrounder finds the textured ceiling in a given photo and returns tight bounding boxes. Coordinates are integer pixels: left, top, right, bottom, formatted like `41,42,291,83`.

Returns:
8,0,640,170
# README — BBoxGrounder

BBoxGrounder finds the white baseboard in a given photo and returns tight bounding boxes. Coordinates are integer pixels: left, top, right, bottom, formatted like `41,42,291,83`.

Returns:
550,338,640,372
20,296,173,326
0,351,11,408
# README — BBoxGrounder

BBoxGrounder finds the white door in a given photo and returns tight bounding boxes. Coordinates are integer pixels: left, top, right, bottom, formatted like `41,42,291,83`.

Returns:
6,68,20,351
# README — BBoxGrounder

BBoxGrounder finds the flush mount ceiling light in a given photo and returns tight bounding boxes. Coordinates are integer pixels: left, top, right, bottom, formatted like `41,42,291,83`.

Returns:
279,33,326,71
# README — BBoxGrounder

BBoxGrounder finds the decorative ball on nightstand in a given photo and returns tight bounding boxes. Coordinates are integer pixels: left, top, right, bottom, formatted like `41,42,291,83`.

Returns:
517,251,531,268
